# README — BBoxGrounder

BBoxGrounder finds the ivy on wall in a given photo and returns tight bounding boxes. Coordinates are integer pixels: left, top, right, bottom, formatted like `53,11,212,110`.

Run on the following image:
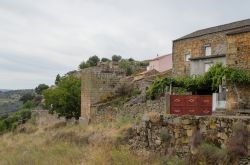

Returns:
146,63,250,99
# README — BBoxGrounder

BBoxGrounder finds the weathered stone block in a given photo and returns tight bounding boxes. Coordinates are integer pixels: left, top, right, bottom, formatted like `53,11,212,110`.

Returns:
187,129,193,137
182,119,192,125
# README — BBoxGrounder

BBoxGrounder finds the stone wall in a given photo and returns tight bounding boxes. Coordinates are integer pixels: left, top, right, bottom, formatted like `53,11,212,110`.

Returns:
173,32,227,77
129,115,250,157
81,66,125,120
91,97,167,123
226,82,250,111
227,31,250,71
226,32,250,110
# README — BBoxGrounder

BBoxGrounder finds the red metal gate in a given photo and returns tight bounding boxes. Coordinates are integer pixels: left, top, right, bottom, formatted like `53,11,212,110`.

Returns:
170,95,212,115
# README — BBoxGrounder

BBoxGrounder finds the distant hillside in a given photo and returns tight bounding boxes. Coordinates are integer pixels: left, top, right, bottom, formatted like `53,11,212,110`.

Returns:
0,89,11,92
0,89,34,116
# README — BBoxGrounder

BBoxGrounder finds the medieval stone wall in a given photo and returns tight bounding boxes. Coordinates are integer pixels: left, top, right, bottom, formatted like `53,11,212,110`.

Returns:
129,115,250,158
81,66,125,120
173,32,227,76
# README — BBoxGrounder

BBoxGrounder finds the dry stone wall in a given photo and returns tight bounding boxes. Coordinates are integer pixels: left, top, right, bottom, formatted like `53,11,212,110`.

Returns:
129,115,250,158
91,97,167,123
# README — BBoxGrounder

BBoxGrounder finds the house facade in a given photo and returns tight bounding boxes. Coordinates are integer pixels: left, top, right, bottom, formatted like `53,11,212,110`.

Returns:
147,54,172,73
172,19,250,111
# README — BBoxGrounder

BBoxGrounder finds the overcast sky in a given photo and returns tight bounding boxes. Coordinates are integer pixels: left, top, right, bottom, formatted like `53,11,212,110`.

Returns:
0,0,249,89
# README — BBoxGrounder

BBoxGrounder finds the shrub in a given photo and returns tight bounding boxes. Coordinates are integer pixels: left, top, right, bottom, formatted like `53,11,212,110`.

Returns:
0,109,31,134
112,55,122,62
43,75,81,119
115,82,133,97
198,143,229,164
87,55,100,66
35,84,49,95
227,122,248,157
100,93,114,103
115,115,135,128
22,100,36,109
19,93,35,103
101,57,110,62
78,60,89,69
146,63,250,99
131,87,141,97
160,129,171,142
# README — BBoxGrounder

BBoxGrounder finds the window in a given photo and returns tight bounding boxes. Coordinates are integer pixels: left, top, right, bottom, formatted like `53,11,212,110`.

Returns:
185,53,191,61
205,63,213,72
205,46,211,56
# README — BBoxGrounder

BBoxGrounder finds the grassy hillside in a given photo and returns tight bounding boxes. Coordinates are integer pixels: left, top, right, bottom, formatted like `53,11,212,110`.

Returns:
0,111,167,165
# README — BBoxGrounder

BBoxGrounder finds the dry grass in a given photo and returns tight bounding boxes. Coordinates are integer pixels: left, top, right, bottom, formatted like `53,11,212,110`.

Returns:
0,112,165,165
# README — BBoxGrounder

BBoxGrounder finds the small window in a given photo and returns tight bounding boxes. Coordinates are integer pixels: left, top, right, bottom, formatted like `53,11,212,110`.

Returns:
185,53,191,61
205,46,211,56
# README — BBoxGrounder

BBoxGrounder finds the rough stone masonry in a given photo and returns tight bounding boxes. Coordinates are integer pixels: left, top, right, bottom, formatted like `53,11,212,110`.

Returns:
129,115,250,159
81,64,126,121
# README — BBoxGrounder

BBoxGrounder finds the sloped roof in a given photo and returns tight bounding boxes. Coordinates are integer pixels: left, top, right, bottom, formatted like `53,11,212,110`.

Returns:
149,54,172,61
226,26,250,35
175,18,250,41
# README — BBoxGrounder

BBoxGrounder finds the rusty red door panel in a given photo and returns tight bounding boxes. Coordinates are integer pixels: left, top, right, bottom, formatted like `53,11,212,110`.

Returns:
198,96,212,107
171,106,185,115
199,107,212,115
170,95,212,116
185,96,199,107
186,107,198,115
171,95,186,106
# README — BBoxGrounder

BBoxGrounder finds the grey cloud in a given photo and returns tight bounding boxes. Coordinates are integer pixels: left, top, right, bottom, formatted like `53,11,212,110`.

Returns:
0,0,249,89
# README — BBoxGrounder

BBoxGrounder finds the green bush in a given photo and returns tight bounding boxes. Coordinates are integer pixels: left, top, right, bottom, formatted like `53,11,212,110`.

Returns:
115,115,135,128
22,100,36,109
43,75,81,119
147,63,250,99
160,129,171,142
0,109,31,134
199,143,229,164
35,84,49,95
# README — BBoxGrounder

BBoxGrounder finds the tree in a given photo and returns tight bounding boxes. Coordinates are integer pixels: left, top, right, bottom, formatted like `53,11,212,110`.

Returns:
79,61,89,69
112,55,122,62
35,84,49,95
43,75,81,119
101,57,110,62
128,58,135,62
87,55,100,66
19,93,35,104
119,59,134,76
55,74,61,85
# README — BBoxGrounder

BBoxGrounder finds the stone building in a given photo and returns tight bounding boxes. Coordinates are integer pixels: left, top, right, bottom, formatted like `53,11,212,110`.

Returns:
172,18,250,111
81,64,126,121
